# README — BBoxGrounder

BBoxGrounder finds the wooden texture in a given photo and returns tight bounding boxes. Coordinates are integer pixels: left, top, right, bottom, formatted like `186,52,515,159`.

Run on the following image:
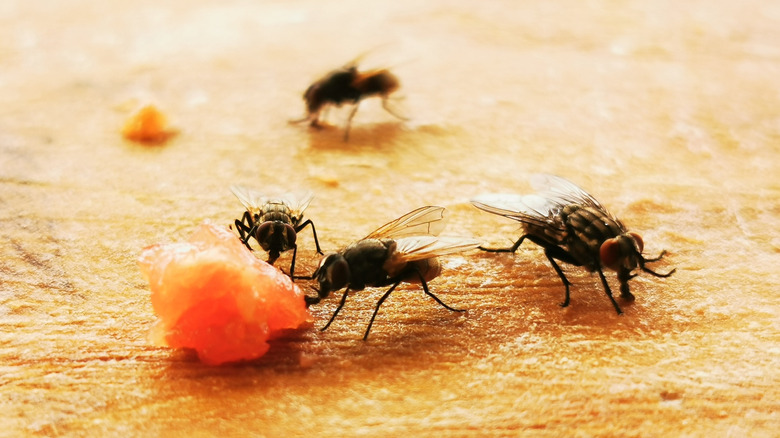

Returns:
1,1,778,436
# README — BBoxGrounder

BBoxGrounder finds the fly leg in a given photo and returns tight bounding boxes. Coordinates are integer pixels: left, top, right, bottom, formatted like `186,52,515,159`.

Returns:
597,266,623,315
381,97,409,121
319,107,331,126
479,235,528,253
639,251,676,277
285,243,320,280
233,211,255,250
482,234,580,308
294,271,317,281
287,244,298,280
344,103,360,141
414,268,465,313
363,282,401,341
304,286,321,306
643,249,667,263
543,243,629,314
520,235,581,309
234,219,250,247
289,107,325,128
296,219,324,255
288,115,312,125
544,250,575,308
321,288,351,332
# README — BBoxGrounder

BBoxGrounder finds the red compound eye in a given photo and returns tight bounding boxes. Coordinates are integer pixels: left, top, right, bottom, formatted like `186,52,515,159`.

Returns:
599,238,621,270
629,232,644,253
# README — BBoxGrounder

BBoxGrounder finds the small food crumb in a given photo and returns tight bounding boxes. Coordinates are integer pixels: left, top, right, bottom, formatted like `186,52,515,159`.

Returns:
313,174,340,188
122,105,176,144
139,222,311,365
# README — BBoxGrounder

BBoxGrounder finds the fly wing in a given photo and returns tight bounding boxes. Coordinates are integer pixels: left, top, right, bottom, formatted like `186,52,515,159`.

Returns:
342,43,395,69
230,185,265,215
471,193,565,231
391,235,482,263
365,206,447,240
277,191,314,223
530,174,617,221
231,186,313,221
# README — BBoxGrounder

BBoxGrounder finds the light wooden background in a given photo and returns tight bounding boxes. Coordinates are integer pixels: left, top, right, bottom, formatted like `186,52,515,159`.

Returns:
1,0,778,436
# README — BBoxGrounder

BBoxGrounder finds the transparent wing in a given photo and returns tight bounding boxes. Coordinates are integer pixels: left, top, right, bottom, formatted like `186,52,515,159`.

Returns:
279,191,314,222
530,174,616,221
342,43,395,69
365,206,447,240
230,185,314,225
391,235,482,263
230,185,265,215
471,193,564,231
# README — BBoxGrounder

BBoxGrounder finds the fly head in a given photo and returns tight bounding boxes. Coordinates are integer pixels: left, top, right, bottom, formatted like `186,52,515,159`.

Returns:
602,232,676,299
599,232,644,273
306,253,350,307
255,221,297,256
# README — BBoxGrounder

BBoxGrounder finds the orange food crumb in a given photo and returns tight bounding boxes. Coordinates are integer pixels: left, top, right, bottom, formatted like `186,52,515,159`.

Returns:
122,105,175,143
139,222,311,365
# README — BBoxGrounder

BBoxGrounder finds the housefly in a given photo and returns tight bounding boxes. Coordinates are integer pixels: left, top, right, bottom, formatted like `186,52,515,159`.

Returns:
230,185,323,278
291,60,407,141
304,206,480,340
471,174,675,314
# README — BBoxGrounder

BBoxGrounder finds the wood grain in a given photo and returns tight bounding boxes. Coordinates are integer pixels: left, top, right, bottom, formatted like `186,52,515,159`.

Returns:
1,0,778,436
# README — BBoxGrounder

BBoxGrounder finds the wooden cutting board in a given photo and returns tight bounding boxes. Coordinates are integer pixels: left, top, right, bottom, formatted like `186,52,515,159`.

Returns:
2,1,778,436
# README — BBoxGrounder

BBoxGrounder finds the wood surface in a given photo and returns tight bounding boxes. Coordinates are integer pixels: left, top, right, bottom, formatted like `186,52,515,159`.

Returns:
1,0,778,436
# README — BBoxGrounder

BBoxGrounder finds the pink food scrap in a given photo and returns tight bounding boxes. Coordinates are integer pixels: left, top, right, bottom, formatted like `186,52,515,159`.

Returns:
139,222,311,365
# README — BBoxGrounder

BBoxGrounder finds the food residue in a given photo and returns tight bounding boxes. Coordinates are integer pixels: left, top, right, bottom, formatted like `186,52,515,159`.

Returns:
122,105,176,144
139,222,311,365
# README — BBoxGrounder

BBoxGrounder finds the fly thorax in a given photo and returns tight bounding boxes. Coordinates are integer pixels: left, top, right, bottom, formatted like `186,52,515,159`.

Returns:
599,233,643,272
564,206,621,244
342,239,394,289
381,240,407,278
563,205,626,266
260,203,293,224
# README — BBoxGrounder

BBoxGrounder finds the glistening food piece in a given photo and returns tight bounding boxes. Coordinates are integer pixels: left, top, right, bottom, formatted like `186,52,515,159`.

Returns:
122,104,176,144
139,222,311,365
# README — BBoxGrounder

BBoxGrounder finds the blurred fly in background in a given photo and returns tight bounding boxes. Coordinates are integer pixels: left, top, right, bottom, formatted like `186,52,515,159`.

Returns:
291,55,407,141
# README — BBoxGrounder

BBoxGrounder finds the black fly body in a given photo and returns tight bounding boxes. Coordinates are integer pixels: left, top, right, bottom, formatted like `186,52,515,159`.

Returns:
305,206,480,340
472,174,675,314
231,185,323,279
291,61,407,141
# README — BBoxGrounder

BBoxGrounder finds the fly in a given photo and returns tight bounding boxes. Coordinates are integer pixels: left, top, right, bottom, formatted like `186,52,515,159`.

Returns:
291,59,407,141
471,174,675,314
230,185,323,278
305,206,480,340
